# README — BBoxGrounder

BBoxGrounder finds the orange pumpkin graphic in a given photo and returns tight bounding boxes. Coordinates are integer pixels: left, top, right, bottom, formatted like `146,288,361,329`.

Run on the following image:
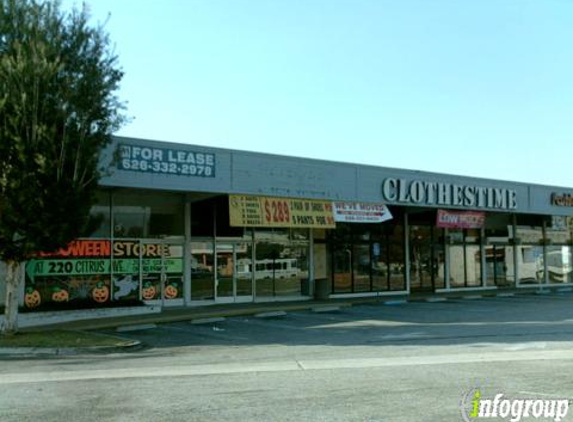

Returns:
141,282,156,300
24,287,41,309
164,283,178,299
92,282,110,303
51,287,69,302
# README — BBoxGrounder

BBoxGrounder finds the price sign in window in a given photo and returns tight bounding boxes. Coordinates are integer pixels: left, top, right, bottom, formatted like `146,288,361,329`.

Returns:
229,195,335,229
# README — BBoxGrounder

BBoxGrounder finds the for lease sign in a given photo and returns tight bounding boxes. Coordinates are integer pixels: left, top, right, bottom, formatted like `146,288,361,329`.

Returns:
118,143,216,177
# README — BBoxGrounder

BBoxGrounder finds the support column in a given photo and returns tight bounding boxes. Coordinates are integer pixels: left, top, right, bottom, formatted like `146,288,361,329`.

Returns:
184,197,192,305
444,228,451,290
404,211,410,293
480,226,487,287
308,229,314,298
542,219,549,286
512,214,519,288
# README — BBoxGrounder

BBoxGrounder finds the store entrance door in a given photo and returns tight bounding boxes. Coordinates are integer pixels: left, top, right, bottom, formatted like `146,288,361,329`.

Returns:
215,242,253,303
140,240,184,307
409,225,444,292
485,244,513,288
410,226,434,292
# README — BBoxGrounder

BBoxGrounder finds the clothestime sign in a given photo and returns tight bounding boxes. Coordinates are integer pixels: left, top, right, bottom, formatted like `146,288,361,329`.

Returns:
381,178,518,210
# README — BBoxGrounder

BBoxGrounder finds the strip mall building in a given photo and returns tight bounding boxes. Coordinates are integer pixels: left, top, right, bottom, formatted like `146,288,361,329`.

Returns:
4,136,573,310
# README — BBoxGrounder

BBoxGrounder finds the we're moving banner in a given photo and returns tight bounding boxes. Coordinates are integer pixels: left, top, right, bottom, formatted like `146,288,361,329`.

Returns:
332,202,392,223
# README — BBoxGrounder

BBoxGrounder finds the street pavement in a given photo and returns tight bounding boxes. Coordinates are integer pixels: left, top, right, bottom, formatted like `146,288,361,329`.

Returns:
1,293,573,421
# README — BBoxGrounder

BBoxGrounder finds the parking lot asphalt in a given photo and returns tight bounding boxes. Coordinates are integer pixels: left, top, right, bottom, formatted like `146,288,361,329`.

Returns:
97,292,573,359
2,293,573,422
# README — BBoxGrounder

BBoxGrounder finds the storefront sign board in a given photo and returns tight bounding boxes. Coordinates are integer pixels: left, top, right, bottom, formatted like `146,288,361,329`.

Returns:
118,143,216,177
229,195,335,228
333,202,392,223
552,193,573,207
382,178,518,210
436,209,486,229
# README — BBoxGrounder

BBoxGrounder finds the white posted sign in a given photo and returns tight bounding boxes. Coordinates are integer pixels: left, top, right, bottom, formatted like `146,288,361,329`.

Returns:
333,202,393,223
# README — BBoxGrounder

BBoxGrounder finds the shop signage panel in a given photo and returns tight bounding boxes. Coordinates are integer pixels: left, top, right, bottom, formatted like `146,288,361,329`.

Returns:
118,143,216,177
229,195,335,228
26,258,182,279
552,193,573,207
38,240,171,258
381,178,518,210
436,209,485,229
333,202,393,223
24,240,184,309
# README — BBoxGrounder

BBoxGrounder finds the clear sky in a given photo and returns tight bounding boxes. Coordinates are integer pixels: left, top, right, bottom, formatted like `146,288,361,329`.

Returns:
62,0,573,187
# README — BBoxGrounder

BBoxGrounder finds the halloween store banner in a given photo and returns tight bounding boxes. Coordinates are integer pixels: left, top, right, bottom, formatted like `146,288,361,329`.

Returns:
24,240,183,309
229,195,336,228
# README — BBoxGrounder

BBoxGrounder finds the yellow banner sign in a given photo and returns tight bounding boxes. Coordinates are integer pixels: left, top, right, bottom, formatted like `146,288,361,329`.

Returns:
229,195,336,228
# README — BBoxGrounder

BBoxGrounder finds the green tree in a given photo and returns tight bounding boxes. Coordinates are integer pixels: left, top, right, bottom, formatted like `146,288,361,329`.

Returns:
0,0,124,334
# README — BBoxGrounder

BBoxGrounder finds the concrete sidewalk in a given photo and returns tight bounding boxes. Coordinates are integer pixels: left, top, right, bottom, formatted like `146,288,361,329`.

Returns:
24,297,400,332
18,286,562,332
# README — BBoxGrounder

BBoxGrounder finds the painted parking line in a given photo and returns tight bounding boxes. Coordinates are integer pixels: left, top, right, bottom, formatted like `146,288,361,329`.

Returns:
254,311,287,318
116,323,157,332
230,315,314,332
311,306,341,313
191,317,226,325
425,297,447,303
158,323,252,342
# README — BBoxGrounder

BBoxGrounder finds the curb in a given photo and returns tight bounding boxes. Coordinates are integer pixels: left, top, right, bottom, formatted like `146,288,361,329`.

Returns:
0,339,142,359
0,305,161,330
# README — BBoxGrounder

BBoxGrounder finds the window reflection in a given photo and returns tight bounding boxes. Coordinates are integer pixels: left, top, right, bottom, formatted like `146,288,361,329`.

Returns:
333,243,352,293
353,244,371,292
88,191,111,238
546,246,572,283
483,216,513,288
410,225,443,291
113,190,183,238
517,245,544,284
255,240,308,298
330,221,405,293
191,242,214,300
448,229,481,288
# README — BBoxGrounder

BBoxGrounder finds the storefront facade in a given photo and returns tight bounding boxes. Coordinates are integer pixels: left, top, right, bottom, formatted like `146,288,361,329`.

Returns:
9,136,573,310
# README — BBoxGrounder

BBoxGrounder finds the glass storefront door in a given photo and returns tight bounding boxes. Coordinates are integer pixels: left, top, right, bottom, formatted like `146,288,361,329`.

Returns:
447,229,482,288
485,244,513,288
216,244,234,300
162,242,184,305
254,236,309,299
216,242,253,303
191,241,215,301
140,240,184,307
235,243,254,297
409,225,436,292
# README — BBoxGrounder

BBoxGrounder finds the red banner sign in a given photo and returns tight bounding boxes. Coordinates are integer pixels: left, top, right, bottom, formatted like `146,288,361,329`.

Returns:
436,209,485,229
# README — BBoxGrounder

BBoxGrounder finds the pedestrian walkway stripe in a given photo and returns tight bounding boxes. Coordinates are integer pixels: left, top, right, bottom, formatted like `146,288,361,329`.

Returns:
190,317,226,325
116,323,156,332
